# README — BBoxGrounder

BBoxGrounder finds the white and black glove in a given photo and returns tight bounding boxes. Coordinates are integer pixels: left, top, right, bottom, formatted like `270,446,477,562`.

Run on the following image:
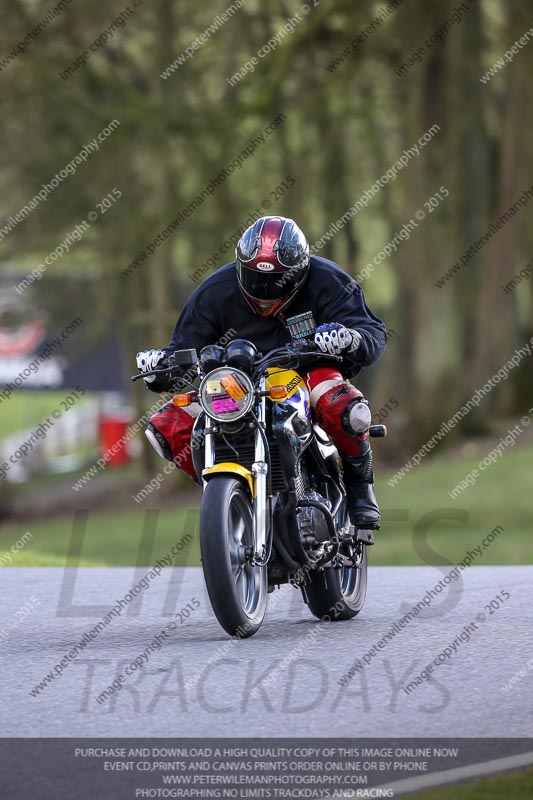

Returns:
314,323,362,356
136,348,167,384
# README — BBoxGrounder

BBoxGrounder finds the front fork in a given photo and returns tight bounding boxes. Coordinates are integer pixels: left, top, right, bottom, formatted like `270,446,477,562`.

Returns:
202,381,269,564
252,382,268,563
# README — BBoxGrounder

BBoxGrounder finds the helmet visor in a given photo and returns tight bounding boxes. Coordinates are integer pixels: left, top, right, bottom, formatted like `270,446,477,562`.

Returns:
237,261,289,301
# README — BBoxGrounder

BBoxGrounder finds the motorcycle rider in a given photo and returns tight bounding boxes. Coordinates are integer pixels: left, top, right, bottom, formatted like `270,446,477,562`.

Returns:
136,216,387,529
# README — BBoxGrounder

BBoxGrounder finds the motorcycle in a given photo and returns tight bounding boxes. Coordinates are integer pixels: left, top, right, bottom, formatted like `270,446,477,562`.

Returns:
132,338,385,638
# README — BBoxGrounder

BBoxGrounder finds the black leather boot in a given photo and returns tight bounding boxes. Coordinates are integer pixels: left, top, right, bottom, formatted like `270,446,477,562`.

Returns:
342,441,380,529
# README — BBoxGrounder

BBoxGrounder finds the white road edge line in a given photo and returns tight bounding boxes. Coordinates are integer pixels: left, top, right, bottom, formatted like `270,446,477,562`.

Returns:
327,749,533,798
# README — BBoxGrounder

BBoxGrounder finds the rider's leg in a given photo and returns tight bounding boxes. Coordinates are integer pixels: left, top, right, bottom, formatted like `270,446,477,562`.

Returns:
147,401,198,479
303,368,380,528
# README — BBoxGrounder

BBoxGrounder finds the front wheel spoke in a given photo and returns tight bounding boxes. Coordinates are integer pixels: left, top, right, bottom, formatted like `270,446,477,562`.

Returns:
236,570,248,605
234,517,246,544
246,569,257,606
229,541,242,569
225,489,263,616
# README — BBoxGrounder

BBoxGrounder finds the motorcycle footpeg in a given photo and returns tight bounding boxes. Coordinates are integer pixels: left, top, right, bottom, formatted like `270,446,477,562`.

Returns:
354,529,375,546
369,424,387,438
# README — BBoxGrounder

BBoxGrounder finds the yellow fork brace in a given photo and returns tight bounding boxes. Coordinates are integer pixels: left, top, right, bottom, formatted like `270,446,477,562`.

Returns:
202,462,255,497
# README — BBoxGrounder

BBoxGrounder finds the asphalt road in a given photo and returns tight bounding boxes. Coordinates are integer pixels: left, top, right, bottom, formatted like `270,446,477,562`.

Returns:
1,565,532,737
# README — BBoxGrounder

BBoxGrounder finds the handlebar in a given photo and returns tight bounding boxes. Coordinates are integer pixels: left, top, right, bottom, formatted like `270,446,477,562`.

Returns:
130,348,198,383
254,340,343,374
130,339,343,383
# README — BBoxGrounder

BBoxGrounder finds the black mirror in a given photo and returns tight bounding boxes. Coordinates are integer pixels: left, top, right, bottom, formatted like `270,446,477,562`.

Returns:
199,344,225,372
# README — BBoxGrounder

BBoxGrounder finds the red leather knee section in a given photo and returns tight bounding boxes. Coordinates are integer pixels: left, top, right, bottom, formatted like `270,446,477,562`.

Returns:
304,368,366,458
149,402,197,478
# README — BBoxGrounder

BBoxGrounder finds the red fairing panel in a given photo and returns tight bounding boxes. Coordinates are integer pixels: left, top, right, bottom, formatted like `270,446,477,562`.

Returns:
149,402,196,478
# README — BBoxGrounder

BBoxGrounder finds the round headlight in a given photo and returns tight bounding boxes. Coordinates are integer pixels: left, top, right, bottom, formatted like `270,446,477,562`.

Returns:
199,367,255,422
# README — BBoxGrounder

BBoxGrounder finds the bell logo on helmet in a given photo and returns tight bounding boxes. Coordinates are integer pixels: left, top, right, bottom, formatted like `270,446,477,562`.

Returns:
256,262,275,271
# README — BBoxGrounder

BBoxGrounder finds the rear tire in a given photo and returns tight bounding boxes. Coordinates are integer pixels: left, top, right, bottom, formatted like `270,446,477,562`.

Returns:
200,476,267,638
305,546,367,621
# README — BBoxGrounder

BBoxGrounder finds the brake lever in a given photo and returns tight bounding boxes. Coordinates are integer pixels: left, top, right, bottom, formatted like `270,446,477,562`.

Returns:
131,368,199,396
130,366,174,382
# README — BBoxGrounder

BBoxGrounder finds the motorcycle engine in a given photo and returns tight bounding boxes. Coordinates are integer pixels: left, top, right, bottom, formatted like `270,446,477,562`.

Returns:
296,491,332,547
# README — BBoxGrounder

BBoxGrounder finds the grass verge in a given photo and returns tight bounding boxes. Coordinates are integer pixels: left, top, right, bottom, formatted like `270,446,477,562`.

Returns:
1,446,532,567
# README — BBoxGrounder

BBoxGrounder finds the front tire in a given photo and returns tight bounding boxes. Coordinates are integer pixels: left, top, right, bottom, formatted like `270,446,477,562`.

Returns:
305,546,367,621
200,476,267,638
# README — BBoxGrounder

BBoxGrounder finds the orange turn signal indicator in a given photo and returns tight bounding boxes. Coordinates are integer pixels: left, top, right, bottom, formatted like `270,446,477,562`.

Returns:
173,393,192,407
269,386,287,400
